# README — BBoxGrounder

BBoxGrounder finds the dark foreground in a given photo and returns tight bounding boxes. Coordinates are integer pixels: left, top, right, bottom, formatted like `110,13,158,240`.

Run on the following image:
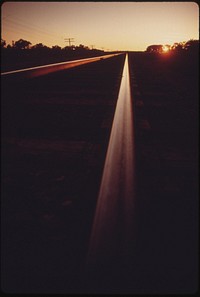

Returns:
1,52,198,294
128,52,198,294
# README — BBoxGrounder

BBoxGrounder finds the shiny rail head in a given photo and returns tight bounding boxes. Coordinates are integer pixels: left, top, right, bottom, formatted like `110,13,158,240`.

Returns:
86,53,136,276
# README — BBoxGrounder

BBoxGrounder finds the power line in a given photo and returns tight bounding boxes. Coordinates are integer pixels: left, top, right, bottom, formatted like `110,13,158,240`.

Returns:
64,37,74,46
3,23,57,45
8,14,59,37
3,16,61,42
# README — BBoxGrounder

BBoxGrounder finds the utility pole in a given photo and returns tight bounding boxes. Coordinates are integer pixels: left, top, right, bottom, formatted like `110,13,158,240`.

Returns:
90,45,95,50
64,37,74,46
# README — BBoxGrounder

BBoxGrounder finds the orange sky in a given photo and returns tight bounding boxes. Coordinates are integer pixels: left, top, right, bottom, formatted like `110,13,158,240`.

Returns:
1,2,199,51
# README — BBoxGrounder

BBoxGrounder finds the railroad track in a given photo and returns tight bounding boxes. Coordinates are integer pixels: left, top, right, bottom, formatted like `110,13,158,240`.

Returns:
1,53,131,293
85,53,136,291
1,52,198,294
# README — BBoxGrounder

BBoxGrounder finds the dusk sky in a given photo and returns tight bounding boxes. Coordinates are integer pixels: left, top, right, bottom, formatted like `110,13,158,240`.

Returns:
1,2,199,51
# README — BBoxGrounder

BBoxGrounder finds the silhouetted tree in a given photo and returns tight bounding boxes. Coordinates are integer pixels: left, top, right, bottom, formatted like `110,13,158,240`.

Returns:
31,43,51,58
171,42,185,52
146,44,163,53
52,45,62,51
13,39,32,50
184,39,199,53
78,44,89,50
1,38,6,48
31,43,49,50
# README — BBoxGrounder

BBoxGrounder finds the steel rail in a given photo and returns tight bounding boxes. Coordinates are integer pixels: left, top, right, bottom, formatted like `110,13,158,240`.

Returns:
1,53,121,78
85,53,135,288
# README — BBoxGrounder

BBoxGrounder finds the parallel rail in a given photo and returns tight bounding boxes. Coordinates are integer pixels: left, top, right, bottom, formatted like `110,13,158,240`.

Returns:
1,53,121,78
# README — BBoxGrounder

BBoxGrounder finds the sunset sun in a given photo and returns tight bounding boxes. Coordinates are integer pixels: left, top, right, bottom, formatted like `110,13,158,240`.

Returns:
162,45,170,53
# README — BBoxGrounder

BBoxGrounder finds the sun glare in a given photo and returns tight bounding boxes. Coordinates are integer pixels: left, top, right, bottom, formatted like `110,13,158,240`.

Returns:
162,45,170,53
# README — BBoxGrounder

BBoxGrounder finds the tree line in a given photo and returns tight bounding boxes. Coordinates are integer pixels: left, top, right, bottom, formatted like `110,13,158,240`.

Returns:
1,38,105,53
1,37,199,72
146,39,199,54
1,38,107,72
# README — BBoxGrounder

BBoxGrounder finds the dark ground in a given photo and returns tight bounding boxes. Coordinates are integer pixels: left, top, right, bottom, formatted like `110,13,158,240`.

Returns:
1,51,199,294
128,51,198,294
